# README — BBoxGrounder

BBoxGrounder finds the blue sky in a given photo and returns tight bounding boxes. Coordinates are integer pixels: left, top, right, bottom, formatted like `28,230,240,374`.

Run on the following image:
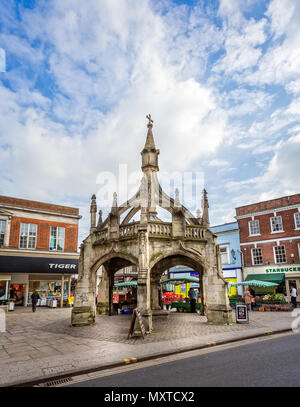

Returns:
0,0,300,243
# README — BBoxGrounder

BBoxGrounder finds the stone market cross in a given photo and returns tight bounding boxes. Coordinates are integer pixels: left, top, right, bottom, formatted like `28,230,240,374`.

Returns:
71,116,232,330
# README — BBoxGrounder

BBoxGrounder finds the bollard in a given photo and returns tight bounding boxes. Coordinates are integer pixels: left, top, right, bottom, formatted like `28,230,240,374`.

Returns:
0,309,6,333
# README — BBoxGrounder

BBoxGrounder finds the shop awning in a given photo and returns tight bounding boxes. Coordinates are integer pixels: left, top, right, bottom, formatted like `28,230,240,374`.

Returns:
245,273,285,283
114,281,137,287
160,276,199,285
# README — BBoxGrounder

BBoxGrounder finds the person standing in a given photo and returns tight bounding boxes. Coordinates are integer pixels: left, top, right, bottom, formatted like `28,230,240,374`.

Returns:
31,290,40,312
188,287,196,313
243,286,252,311
290,285,298,308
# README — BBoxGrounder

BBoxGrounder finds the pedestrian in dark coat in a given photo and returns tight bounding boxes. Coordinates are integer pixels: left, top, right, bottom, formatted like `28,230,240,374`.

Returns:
31,290,40,312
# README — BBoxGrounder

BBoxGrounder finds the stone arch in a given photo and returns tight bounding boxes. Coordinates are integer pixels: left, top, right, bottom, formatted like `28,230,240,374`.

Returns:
91,251,138,274
149,250,206,315
92,251,138,316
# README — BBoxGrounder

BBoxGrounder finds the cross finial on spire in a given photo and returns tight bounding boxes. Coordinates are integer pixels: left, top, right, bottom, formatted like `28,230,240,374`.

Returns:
146,114,153,128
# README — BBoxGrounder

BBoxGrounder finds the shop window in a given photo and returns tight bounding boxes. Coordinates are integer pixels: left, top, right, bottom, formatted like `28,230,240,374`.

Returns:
248,220,260,236
270,216,283,233
294,212,300,230
219,245,230,265
0,280,8,301
274,245,287,264
19,223,37,249
50,226,65,251
251,248,263,265
0,220,5,246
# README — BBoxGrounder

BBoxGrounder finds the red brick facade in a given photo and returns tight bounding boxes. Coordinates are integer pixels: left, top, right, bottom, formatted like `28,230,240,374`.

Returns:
0,195,79,216
236,194,300,267
9,217,78,252
0,195,80,253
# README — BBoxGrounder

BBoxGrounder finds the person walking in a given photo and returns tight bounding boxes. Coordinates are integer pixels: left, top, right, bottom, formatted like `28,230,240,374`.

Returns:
290,284,298,308
31,290,40,312
188,287,197,313
243,286,252,311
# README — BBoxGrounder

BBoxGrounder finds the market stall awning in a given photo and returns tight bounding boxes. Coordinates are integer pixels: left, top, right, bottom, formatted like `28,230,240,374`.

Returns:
232,280,278,287
245,273,285,283
114,281,137,287
160,276,199,285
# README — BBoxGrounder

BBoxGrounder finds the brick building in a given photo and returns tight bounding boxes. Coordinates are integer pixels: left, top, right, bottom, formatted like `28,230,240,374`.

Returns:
0,195,81,308
236,194,300,302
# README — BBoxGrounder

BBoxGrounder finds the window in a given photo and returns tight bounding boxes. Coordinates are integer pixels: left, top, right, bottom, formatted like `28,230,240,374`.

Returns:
50,226,65,251
219,245,229,265
0,220,5,246
19,223,37,249
295,212,300,229
271,216,283,233
251,248,263,265
274,245,286,264
249,220,260,236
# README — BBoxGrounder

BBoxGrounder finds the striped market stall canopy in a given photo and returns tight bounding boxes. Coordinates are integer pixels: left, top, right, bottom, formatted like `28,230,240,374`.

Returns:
160,276,200,285
231,280,278,288
114,281,137,288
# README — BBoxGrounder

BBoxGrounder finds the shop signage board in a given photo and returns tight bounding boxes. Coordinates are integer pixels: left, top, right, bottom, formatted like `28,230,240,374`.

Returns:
0,256,78,274
236,304,249,324
127,308,146,339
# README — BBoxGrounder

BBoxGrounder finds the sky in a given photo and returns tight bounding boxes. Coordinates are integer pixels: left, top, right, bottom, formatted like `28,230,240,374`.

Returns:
0,0,300,244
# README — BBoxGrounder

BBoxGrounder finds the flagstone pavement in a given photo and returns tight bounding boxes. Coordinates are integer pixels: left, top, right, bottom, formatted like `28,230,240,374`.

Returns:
0,306,296,386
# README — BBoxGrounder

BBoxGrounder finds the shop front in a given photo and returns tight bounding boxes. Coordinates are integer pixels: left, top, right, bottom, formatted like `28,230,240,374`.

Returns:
0,255,78,308
223,268,243,297
244,264,300,303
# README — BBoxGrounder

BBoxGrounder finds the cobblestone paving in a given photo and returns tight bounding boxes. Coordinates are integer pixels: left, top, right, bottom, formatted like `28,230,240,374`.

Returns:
0,307,294,386
4,307,288,345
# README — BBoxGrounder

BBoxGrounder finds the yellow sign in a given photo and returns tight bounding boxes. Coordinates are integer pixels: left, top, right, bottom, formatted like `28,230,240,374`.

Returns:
68,297,74,304
226,278,237,297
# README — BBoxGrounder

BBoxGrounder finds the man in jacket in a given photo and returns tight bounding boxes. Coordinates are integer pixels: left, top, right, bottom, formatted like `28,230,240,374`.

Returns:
290,285,298,308
31,290,40,312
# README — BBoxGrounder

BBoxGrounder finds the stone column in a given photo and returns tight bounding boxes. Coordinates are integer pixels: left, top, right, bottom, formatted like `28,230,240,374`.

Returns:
96,265,110,315
203,270,232,324
60,275,64,308
150,281,161,310
71,242,96,326
137,226,152,332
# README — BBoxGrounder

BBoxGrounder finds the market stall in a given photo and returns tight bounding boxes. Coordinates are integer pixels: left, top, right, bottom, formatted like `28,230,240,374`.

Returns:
230,280,293,311
160,276,202,313
113,281,137,314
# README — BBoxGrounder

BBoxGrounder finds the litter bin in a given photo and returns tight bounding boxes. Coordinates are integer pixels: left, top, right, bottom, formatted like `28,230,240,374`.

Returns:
8,300,15,311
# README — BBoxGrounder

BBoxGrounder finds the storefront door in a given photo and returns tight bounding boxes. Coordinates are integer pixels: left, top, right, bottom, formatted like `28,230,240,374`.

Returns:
286,279,300,303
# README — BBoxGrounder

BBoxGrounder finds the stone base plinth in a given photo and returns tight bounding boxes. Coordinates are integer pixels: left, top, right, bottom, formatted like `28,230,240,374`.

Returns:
141,310,153,333
151,309,170,317
206,305,233,325
96,302,109,315
71,306,95,326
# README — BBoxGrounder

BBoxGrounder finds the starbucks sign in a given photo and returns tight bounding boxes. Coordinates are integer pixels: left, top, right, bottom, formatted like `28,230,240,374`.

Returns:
266,266,300,273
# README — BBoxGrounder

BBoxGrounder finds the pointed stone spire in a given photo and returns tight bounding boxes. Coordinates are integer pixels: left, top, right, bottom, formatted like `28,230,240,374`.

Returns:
144,114,156,149
141,114,160,173
202,189,210,227
196,208,201,219
90,194,97,233
97,209,103,230
111,192,118,215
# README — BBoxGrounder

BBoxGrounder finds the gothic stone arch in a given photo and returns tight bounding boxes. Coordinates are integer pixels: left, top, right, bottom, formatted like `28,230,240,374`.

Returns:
71,115,232,328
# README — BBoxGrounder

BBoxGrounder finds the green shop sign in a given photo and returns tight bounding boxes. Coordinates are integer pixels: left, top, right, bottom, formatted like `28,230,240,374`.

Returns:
266,266,300,273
